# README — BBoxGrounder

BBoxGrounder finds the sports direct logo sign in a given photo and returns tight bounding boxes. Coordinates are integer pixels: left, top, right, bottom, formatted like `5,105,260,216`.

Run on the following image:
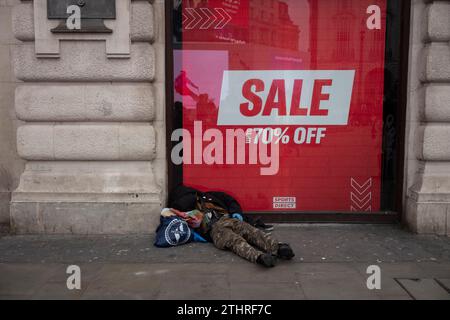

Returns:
217,70,355,126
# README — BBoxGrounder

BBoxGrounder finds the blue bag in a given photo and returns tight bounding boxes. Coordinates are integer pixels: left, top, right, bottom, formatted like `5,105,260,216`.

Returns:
154,216,194,248
193,231,208,243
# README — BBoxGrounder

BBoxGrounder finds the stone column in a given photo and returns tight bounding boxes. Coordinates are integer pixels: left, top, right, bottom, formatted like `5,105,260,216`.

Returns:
0,0,25,225
405,0,450,236
10,0,166,234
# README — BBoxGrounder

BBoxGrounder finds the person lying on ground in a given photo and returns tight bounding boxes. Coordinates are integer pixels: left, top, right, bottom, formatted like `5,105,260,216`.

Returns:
196,194,295,268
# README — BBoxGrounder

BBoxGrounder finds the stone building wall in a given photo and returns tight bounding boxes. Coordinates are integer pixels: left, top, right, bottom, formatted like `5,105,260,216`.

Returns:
405,0,450,236
0,0,25,225
9,0,166,233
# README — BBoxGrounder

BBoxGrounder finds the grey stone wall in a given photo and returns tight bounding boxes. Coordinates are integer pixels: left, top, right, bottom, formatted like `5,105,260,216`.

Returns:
0,0,25,224
405,0,450,236
9,0,166,234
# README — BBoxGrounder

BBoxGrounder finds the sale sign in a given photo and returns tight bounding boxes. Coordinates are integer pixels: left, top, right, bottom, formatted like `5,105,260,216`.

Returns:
217,70,355,126
175,0,387,213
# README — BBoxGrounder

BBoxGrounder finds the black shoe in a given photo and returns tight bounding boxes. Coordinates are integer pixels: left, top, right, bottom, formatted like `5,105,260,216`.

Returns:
256,253,278,268
254,218,274,232
277,243,295,260
261,224,274,232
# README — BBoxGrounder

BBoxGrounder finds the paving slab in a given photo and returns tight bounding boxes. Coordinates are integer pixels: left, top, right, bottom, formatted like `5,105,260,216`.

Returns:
0,263,60,297
296,273,380,300
31,263,104,300
1,225,450,264
81,264,163,300
156,272,230,300
0,224,449,300
396,279,450,300
229,281,305,300
229,262,297,283
436,279,450,292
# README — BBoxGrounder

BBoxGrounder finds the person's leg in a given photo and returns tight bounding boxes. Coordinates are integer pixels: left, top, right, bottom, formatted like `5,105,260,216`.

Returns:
211,219,263,263
230,219,279,255
230,218,295,260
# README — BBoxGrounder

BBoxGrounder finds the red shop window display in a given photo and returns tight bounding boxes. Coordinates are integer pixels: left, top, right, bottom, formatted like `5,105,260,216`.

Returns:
168,0,410,222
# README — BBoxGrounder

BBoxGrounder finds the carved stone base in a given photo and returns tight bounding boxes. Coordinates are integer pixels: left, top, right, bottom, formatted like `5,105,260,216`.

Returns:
406,164,450,236
10,161,162,234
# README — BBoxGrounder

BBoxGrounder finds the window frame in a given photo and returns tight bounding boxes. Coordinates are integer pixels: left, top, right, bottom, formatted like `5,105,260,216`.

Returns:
165,0,412,223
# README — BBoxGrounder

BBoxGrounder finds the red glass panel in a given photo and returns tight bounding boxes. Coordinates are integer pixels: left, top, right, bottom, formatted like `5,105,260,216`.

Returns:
174,0,387,213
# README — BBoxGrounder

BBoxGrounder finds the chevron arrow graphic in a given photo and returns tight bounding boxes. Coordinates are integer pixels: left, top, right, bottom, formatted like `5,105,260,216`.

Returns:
182,12,189,25
214,7,232,29
199,8,217,30
350,178,373,212
350,178,372,196
185,8,202,30
183,8,233,30
351,192,372,209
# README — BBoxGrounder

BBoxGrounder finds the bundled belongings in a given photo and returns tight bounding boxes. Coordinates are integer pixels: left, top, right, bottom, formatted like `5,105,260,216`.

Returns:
158,185,295,268
154,208,207,248
154,215,193,248
168,185,274,232
170,208,203,229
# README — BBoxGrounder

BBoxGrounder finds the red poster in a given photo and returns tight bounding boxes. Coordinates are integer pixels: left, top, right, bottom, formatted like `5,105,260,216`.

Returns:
175,0,387,213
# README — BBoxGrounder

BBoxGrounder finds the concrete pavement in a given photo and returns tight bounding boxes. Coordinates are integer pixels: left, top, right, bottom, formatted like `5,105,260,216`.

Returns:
0,224,449,300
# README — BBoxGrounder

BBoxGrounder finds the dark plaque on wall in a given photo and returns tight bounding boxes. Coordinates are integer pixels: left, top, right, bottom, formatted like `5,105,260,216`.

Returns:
47,0,116,33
